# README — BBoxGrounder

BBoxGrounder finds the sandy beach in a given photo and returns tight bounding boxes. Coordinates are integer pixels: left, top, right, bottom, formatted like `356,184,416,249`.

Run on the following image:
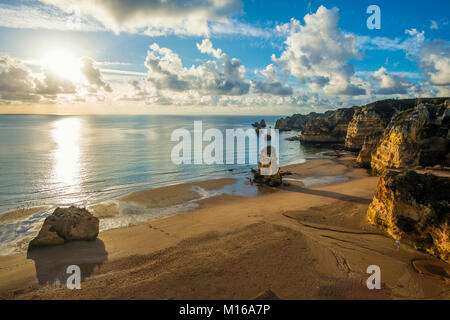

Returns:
0,155,449,300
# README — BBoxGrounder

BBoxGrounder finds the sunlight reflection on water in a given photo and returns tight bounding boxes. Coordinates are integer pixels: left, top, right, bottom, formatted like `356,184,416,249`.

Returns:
50,118,83,200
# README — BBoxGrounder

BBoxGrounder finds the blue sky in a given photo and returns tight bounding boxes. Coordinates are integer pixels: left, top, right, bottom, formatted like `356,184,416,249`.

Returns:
0,0,448,114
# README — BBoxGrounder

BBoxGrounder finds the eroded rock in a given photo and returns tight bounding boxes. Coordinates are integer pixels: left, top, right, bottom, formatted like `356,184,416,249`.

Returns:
29,206,99,249
367,170,449,263
300,107,359,146
370,103,449,173
252,146,282,187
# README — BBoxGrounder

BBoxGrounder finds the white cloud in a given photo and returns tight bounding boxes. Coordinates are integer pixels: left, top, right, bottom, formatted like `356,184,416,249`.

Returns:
196,39,223,59
144,40,250,96
272,6,366,96
40,0,242,36
371,67,415,95
0,56,42,102
0,3,103,31
209,20,274,38
356,29,425,55
80,57,112,92
419,39,450,95
430,20,439,30
0,55,112,104
355,70,423,79
250,64,293,96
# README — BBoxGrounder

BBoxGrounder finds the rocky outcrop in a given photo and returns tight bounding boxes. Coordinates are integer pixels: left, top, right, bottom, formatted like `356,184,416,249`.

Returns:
367,170,449,263
252,119,266,128
370,103,449,173
345,99,417,151
275,98,448,150
348,98,449,167
29,206,99,249
252,146,282,187
299,107,359,146
275,112,323,131
356,133,382,168
252,169,282,187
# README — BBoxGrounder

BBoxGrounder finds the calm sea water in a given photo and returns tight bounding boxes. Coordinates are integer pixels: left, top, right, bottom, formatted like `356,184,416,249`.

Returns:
0,114,324,213
0,114,331,255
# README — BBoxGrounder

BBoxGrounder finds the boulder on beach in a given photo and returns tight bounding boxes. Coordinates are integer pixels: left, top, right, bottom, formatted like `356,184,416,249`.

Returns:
29,206,99,249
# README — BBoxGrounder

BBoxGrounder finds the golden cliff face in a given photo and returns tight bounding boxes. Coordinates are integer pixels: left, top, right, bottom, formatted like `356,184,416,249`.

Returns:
367,171,449,263
355,133,382,168
346,99,423,152
346,109,393,151
370,105,449,173
300,107,358,145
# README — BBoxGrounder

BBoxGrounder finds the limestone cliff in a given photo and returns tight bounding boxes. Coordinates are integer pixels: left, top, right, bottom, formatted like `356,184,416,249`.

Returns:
348,98,448,167
275,112,322,131
345,99,419,151
367,170,449,263
356,132,382,168
299,107,359,145
370,103,449,173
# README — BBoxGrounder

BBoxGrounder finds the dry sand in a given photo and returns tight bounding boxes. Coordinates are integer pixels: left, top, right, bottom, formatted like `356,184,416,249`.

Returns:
0,156,449,300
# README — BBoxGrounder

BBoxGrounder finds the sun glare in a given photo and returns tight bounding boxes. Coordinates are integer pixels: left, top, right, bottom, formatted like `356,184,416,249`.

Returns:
41,48,82,82
51,118,83,191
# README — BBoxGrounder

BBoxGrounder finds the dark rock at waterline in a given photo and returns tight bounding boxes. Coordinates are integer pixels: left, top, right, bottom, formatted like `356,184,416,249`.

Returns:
252,119,266,128
29,206,99,249
251,146,282,187
285,135,301,141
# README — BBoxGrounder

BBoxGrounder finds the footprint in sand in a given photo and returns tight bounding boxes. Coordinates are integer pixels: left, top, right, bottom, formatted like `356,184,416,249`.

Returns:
148,224,170,236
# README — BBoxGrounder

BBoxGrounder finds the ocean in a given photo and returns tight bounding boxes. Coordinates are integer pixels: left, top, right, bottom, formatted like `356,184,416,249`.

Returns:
0,114,326,254
0,114,326,212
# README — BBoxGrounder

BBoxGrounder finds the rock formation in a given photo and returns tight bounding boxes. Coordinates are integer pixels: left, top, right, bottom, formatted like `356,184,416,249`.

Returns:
252,119,266,128
370,103,449,173
352,98,449,168
274,98,448,163
299,107,359,146
367,170,449,263
252,146,282,187
29,206,99,249
252,169,282,187
345,99,416,151
355,133,382,168
275,112,323,131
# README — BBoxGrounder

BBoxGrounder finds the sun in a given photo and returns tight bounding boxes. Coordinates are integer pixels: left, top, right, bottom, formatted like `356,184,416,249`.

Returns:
41,48,82,82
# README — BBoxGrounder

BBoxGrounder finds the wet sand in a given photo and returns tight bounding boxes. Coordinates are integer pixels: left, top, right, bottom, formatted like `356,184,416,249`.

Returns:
0,206,51,224
88,178,238,219
0,156,449,299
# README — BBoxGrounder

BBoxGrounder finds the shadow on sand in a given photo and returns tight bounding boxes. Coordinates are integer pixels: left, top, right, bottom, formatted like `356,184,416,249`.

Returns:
26,239,108,286
281,184,372,205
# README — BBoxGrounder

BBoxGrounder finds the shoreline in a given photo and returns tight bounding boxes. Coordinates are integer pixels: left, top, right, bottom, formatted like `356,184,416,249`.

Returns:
0,153,339,257
1,155,449,299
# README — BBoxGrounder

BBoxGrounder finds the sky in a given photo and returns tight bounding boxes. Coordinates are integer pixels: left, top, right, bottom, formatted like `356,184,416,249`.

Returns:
0,0,449,115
